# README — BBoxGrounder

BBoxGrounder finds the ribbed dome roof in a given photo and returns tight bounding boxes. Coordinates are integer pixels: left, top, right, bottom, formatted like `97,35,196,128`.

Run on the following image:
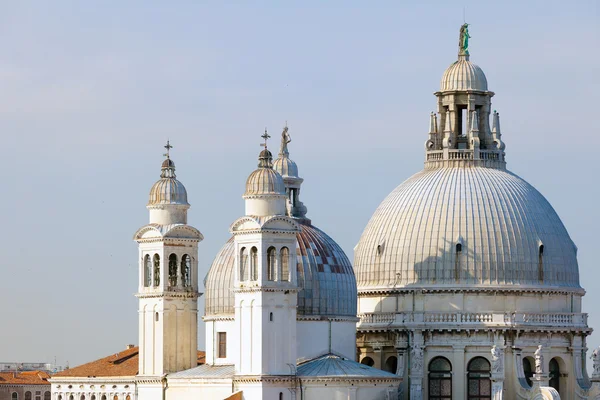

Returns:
204,221,357,317
244,168,286,196
148,158,189,206
148,178,189,206
273,157,299,178
440,56,488,92
354,167,580,291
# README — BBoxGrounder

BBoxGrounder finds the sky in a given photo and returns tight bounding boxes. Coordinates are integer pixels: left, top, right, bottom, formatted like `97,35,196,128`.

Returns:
0,1,598,374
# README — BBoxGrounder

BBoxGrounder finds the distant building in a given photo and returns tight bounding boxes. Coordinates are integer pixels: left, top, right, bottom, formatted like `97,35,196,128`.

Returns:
0,365,62,375
0,371,51,400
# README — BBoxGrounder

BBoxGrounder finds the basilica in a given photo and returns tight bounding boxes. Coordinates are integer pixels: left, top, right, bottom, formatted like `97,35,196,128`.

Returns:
49,25,600,400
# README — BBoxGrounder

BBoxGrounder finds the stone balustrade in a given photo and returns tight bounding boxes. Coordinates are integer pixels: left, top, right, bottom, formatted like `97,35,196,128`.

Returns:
357,311,588,329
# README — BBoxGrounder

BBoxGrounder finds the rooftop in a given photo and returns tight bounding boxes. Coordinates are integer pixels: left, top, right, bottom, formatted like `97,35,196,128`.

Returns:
0,371,51,386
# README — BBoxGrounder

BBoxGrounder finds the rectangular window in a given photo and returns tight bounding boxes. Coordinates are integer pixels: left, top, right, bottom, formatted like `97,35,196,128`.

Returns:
218,332,227,358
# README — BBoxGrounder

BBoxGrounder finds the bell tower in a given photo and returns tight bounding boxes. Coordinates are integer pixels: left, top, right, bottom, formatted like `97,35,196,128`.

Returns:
230,133,301,378
134,142,203,383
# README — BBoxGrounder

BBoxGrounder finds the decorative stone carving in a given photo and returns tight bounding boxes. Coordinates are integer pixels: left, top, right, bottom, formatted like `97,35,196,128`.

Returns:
411,345,424,376
491,345,504,374
535,345,544,374
592,346,600,379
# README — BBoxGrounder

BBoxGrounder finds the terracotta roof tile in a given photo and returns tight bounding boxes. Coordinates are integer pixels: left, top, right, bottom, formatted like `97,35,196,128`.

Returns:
0,371,51,385
53,347,206,378
224,391,243,400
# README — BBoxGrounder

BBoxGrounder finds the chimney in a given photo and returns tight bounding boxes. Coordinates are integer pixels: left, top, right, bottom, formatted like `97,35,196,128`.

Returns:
126,344,135,350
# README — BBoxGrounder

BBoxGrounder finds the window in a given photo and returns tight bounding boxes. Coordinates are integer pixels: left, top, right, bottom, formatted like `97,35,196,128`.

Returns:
456,243,462,252
240,247,249,281
218,332,227,358
144,254,151,287
153,253,161,286
25,392,32,400
250,247,258,280
280,247,290,282
384,356,398,374
69,396,74,400
549,358,560,393
90,396,96,400
523,357,533,387
429,357,452,399
168,254,178,287
44,393,50,400
279,393,283,400
467,357,491,399
126,396,131,400
181,254,191,287
113,396,118,400
360,356,374,366
155,312,159,322
11,393,17,400
455,243,462,281
80,396,85,400
269,312,274,322
538,244,545,282
101,396,107,400
267,247,277,281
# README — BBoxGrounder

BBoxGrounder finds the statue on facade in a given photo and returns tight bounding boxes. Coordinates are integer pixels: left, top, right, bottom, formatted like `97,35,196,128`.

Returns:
592,347,600,378
411,345,424,375
534,345,544,374
491,345,504,373
459,23,470,56
279,125,291,157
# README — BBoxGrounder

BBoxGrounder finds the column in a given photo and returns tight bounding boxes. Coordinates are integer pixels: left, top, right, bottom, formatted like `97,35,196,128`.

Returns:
452,345,465,400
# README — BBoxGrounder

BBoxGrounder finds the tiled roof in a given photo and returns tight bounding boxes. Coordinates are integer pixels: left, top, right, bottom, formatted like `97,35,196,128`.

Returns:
224,392,243,400
53,347,206,378
0,371,51,385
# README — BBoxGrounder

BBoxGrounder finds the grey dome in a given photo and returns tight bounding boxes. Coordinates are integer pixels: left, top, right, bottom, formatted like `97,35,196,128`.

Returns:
273,156,299,178
440,57,488,92
354,167,580,291
204,221,357,317
244,168,286,196
148,158,189,206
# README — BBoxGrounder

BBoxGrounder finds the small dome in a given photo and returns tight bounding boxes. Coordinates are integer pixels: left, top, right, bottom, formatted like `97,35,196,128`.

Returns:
440,57,488,92
162,158,175,168
148,178,189,206
273,157,299,178
204,221,357,317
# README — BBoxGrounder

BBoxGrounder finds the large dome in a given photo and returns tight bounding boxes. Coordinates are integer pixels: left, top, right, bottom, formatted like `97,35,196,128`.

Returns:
205,220,357,317
354,167,580,291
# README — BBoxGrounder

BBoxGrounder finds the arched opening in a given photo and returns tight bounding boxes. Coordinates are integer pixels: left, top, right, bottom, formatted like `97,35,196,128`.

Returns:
429,356,452,399
549,357,561,394
269,312,274,322
181,254,191,287
279,393,283,400
467,357,491,399
538,244,545,282
69,396,74,400
240,247,249,281
80,396,85,400
360,356,374,367
101,396,107,400
11,393,18,400
376,245,382,256
126,396,131,400
25,392,31,400
456,243,462,252
44,393,50,400
155,312,159,322
250,247,258,280
143,254,151,287
90,396,96,400
523,357,534,387
168,253,178,287
455,243,462,281
153,254,160,286
113,396,118,400
280,247,290,282
383,356,398,374
267,246,277,281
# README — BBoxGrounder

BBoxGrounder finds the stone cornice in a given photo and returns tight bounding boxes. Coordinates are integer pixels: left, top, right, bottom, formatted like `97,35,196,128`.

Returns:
357,286,586,296
233,375,295,384
203,315,359,322
232,287,300,294
51,377,135,384
135,290,199,299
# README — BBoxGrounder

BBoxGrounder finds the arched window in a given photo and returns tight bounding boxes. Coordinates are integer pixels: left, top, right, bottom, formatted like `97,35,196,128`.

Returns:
429,356,452,399
269,312,274,322
168,254,178,287
360,356,374,366
280,247,289,282
267,247,277,281
549,358,560,393
384,356,398,374
113,396,118,400
153,254,160,286
57,396,62,400
101,396,107,400
90,396,96,400
538,244,545,282
126,396,131,400
80,396,85,400
181,254,191,287
25,392,31,400
44,393,50,400
467,357,491,399
11,393,18,400
279,393,283,400
240,247,249,281
143,254,151,287
523,357,534,387
69,396,74,400
250,247,258,280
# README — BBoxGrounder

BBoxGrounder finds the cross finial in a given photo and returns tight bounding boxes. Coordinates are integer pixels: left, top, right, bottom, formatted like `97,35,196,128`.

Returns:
260,128,271,149
163,140,173,159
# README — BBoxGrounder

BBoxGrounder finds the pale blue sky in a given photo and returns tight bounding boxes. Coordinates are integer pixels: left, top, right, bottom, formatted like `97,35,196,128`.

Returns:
0,1,598,373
